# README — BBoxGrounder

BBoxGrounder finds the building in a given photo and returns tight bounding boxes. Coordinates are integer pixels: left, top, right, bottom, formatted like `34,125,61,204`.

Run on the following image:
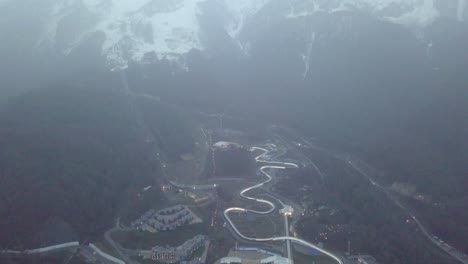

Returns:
260,255,290,264
279,205,294,216
220,257,242,264
213,141,241,150
217,248,291,264
131,205,201,232
141,235,207,263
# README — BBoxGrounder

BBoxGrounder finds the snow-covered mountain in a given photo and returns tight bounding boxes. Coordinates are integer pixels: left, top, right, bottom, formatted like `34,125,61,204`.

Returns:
0,0,465,70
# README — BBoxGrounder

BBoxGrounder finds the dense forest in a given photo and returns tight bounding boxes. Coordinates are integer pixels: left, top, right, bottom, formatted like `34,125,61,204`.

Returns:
135,96,197,162
293,150,460,264
0,77,152,248
0,74,200,249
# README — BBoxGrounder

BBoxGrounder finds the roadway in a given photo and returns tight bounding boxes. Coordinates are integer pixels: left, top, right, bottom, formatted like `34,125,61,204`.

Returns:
223,146,343,264
79,244,125,264
0,241,127,264
104,219,136,264
284,213,293,263
0,242,79,255
346,159,468,264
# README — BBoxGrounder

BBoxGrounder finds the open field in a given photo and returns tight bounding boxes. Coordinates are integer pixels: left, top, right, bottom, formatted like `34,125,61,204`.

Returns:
228,212,281,238
164,124,209,185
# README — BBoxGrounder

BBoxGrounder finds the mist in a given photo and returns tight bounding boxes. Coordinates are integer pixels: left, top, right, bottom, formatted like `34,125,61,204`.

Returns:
459,0,466,21
0,1,467,264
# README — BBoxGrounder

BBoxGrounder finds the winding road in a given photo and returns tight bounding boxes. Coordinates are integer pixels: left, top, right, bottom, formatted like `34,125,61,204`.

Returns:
223,146,343,264
0,242,79,255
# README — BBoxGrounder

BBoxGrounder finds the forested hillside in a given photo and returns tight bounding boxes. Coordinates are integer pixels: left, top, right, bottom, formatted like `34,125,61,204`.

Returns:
0,77,160,249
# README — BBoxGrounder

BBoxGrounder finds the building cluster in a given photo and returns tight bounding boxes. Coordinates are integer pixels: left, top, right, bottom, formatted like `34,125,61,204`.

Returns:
185,190,211,204
131,205,201,232
161,184,173,192
315,224,346,241
213,141,242,150
140,235,207,263
218,247,290,264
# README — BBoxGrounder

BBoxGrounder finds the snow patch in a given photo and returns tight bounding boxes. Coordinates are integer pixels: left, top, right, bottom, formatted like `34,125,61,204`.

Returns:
302,31,316,80
458,0,466,21
287,2,323,18
224,0,271,38
30,0,449,70
385,0,438,28
286,0,440,29
92,0,206,69
36,1,81,53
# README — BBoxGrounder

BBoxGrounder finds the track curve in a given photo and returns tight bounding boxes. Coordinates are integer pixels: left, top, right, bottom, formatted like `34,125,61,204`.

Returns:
223,146,343,264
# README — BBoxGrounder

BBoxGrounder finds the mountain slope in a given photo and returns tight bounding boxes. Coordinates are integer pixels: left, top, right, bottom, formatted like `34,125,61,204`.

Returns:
0,0,466,72
0,0,466,257
0,77,155,248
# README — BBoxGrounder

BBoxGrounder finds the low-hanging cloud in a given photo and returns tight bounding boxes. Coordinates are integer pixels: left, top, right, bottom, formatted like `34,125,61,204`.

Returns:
458,0,466,21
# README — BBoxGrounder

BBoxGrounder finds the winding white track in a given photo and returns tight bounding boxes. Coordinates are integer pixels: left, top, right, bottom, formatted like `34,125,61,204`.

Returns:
223,146,343,264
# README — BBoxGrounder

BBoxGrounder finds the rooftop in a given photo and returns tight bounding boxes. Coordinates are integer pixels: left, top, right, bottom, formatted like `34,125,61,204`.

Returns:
213,141,241,149
220,256,242,264
260,255,290,264
279,205,294,216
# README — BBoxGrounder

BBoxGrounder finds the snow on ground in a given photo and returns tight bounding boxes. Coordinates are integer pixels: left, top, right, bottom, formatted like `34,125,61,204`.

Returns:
223,0,271,38
89,0,206,69
286,0,440,28
30,0,449,69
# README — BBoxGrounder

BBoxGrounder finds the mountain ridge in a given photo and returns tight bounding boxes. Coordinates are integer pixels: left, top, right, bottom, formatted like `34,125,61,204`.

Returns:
1,0,466,70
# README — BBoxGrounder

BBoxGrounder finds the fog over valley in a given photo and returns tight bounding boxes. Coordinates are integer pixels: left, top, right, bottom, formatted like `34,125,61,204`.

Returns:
0,1,467,264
